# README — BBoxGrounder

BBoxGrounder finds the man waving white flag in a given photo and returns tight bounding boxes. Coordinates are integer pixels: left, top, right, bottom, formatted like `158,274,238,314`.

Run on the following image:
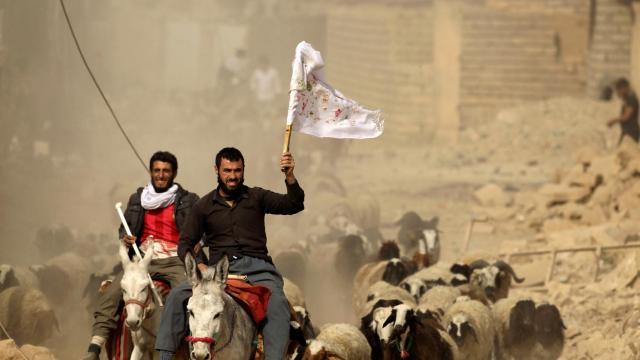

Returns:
285,41,384,140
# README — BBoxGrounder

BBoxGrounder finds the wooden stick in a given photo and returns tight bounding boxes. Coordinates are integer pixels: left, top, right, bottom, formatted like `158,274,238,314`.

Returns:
545,249,558,285
593,246,602,281
462,219,476,253
500,242,640,258
115,202,164,307
282,124,293,154
281,124,293,173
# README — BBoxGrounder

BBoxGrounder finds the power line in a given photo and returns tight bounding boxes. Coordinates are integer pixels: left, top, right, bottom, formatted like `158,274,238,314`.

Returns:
58,0,147,172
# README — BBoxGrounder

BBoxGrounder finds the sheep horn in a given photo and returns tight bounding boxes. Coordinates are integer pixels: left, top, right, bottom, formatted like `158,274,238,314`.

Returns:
493,260,525,283
469,259,491,270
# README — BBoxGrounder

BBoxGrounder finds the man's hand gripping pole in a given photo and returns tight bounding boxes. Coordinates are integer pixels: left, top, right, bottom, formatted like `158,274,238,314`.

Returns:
115,202,164,307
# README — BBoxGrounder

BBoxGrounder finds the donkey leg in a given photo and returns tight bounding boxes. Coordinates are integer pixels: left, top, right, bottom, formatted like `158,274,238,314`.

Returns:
130,346,143,360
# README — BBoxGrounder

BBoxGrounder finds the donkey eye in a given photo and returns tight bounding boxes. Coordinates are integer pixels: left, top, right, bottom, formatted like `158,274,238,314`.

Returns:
188,310,194,317
213,313,221,320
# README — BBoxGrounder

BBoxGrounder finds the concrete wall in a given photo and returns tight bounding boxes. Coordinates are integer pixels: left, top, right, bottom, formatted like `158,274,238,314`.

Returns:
586,0,633,97
458,0,590,127
630,2,640,91
325,3,435,139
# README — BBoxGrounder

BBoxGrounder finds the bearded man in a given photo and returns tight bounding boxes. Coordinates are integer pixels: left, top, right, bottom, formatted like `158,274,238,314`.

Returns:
82,151,199,360
155,147,304,360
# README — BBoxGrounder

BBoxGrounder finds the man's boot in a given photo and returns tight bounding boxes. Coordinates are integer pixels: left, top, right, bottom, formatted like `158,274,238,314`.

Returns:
80,340,103,360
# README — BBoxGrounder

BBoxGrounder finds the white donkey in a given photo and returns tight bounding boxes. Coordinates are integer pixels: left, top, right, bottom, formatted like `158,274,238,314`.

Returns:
119,242,160,360
184,252,256,360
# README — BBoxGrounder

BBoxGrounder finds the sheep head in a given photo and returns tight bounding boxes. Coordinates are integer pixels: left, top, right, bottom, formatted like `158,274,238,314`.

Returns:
448,313,479,348
470,266,500,303
534,304,566,347
382,259,408,286
507,300,536,345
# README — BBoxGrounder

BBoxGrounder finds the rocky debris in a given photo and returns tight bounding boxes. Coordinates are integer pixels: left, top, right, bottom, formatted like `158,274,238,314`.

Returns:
471,135,640,236
509,253,640,359
473,130,640,358
473,183,512,207
456,97,618,168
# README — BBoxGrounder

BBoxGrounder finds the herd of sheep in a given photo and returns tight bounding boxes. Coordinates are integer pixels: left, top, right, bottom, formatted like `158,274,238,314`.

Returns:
0,223,568,360
282,241,567,360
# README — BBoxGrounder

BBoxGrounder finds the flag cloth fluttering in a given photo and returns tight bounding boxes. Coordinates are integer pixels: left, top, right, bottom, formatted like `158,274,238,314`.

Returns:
286,41,384,139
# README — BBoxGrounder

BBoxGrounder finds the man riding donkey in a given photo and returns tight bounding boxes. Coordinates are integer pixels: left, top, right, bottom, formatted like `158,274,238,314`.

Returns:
155,147,305,360
82,151,200,360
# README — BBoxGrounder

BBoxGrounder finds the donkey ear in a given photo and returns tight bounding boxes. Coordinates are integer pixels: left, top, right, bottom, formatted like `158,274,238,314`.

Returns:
141,242,154,268
184,250,201,286
214,256,230,285
119,242,131,267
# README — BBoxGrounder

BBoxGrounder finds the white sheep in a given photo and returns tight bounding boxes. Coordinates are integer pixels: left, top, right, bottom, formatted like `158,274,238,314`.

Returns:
443,299,496,360
356,281,416,318
352,261,388,305
299,323,371,360
352,261,387,309
408,262,469,286
417,285,462,316
398,276,429,301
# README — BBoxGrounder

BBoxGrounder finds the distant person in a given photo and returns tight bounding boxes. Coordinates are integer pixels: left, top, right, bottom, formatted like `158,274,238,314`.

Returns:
219,48,248,88
82,151,199,360
250,55,282,120
607,78,639,144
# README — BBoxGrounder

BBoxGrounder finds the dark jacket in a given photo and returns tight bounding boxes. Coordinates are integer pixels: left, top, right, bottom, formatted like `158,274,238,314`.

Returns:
178,181,305,265
119,183,199,258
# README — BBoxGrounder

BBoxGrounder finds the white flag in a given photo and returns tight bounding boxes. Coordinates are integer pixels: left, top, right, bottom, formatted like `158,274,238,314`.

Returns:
286,41,383,139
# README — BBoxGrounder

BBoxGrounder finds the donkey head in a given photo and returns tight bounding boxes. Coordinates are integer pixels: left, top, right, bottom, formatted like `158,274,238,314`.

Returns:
119,242,154,331
185,253,229,360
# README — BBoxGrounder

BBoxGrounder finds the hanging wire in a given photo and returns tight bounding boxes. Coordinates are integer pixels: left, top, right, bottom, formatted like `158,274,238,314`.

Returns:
58,0,147,172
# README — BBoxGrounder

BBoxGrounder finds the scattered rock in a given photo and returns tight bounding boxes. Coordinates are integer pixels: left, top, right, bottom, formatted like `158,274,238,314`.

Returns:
538,183,591,206
473,183,512,207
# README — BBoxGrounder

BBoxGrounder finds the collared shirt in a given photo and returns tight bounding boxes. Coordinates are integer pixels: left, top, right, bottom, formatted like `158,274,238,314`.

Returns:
177,181,305,265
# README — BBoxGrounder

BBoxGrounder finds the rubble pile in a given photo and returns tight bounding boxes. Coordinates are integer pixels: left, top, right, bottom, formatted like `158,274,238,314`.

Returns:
473,137,640,246
457,97,619,167
513,254,640,359
472,137,640,358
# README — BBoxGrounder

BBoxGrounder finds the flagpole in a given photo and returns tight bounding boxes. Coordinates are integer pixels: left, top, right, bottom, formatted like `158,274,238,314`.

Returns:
281,87,295,172
282,123,293,153
281,85,297,171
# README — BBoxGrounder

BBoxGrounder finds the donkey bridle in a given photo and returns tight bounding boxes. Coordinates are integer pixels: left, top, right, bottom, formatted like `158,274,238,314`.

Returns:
124,287,153,309
185,306,237,358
